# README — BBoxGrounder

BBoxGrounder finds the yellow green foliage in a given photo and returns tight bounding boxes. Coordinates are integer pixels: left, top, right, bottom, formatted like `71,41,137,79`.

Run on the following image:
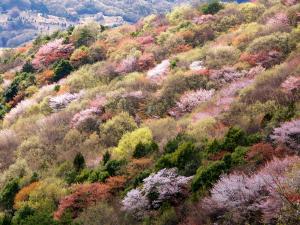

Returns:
113,127,153,159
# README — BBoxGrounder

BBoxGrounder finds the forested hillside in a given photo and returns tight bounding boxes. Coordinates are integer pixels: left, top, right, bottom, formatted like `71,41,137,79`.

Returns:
0,0,300,224
0,0,199,47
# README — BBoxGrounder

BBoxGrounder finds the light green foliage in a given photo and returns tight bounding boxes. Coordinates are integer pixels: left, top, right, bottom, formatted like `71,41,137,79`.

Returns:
145,117,178,148
16,136,47,171
100,112,138,147
290,26,300,47
22,178,68,211
246,32,293,54
0,159,32,191
113,127,153,159
231,146,248,166
175,48,204,63
205,45,241,68
186,117,217,144
213,5,244,32
71,22,101,48
167,5,195,25
239,3,265,23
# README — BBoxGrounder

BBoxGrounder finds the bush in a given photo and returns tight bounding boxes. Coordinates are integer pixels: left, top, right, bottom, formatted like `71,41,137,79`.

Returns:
102,151,111,165
71,22,101,48
205,45,241,69
0,179,19,210
113,127,153,159
100,112,138,147
230,146,248,166
201,1,224,15
11,205,35,225
88,171,110,183
164,134,188,154
70,46,90,68
156,206,178,225
222,127,248,151
74,202,121,225
246,32,293,55
191,160,226,192
133,141,158,158
18,210,58,225
73,152,86,172
105,160,125,176
156,141,201,176
3,72,36,102
22,62,35,73
52,59,73,82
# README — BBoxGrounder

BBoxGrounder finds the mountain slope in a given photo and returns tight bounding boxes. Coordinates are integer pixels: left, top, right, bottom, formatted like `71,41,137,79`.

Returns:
0,0,300,224
0,0,200,47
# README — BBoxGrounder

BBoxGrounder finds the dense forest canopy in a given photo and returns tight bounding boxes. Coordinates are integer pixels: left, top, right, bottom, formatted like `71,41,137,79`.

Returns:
0,0,299,224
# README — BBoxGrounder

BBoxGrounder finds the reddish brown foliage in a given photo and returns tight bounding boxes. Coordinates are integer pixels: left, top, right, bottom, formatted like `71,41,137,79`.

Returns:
247,143,274,162
286,193,300,203
137,53,155,71
136,36,154,46
185,69,210,77
209,151,228,161
8,92,25,107
54,183,111,219
37,69,55,85
173,44,192,54
240,51,283,68
54,176,126,220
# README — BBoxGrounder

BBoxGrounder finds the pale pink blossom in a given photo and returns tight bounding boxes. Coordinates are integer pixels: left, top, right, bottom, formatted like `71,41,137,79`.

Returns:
49,93,80,111
121,90,144,99
266,12,290,27
147,59,170,82
192,14,215,25
32,39,74,69
4,99,37,125
70,107,102,128
136,35,154,45
122,168,192,217
270,119,300,151
203,156,300,223
189,61,205,71
280,76,300,93
169,89,215,117
246,65,265,78
210,67,247,84
115,56,138,74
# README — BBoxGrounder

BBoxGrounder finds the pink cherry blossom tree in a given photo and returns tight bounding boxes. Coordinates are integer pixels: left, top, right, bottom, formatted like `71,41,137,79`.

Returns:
32,39,74,69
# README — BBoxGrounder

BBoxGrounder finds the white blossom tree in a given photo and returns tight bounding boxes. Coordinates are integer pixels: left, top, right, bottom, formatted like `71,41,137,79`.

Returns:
203,156,300,223
49,93,80,111
270,119,300,151
122,168,192,217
